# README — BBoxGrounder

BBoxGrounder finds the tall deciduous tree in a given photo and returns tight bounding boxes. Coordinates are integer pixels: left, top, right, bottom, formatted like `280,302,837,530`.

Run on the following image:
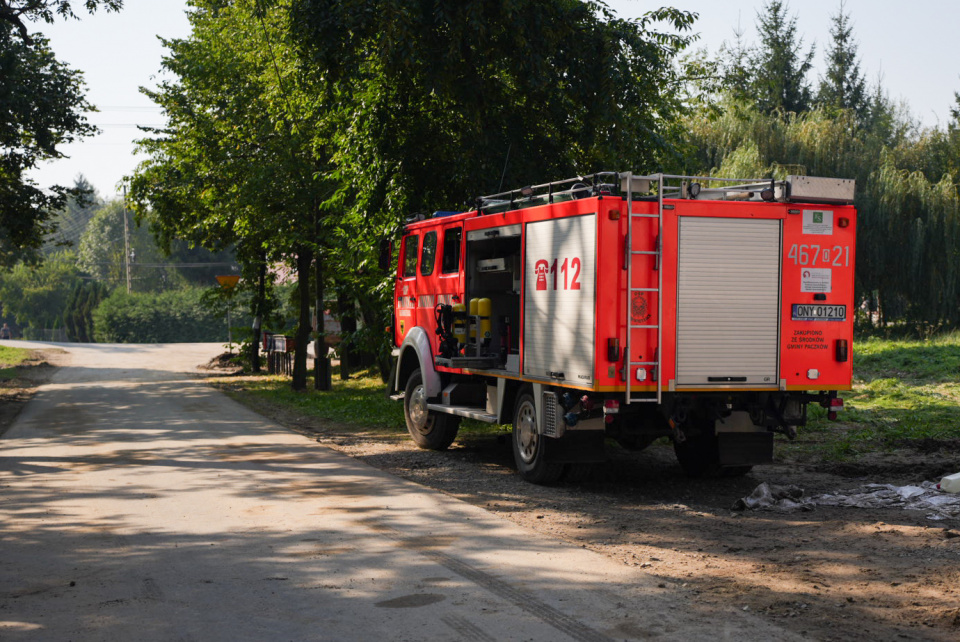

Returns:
77,200,168,290
291,0,696,204
289,0,697,376
0,1,121,266
749,0,814,115
130,0,332,390
0,1,121,43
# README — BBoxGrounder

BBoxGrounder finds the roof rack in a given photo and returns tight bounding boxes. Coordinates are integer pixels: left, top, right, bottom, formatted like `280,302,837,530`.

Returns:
476,172,622,214
650,174,855,205
476,172,854,213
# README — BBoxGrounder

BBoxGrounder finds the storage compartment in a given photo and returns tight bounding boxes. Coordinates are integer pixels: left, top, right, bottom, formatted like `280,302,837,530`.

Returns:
463,229,522,371
522,213,597,384
675,217,781,387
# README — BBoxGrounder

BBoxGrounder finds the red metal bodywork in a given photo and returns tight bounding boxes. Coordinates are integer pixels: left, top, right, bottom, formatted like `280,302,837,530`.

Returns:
394,194,856,394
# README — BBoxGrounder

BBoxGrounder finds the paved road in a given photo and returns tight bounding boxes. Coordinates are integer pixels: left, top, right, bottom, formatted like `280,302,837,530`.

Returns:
0,343,799,641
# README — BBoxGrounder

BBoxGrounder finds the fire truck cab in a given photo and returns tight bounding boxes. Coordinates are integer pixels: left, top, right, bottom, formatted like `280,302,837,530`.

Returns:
389,172,856,484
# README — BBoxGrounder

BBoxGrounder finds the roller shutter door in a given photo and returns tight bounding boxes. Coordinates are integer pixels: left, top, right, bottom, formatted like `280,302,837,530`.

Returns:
676,217,781,386
523,214,596,385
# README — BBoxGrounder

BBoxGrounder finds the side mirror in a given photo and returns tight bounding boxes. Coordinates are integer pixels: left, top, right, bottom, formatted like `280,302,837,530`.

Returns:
378,239,392,272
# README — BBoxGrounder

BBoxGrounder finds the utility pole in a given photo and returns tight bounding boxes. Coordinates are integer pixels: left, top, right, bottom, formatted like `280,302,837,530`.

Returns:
122,187,131,293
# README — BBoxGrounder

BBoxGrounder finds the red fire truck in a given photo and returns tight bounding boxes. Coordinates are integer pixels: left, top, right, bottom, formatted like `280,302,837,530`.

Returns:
388,172,856,483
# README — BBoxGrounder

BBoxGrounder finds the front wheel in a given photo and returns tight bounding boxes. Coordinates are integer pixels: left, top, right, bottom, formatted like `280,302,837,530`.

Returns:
512,390,563,484
403,369,459,450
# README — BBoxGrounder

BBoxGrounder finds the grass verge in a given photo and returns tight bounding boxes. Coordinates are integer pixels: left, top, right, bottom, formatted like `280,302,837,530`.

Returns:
210,365,508,445
0,345,34,381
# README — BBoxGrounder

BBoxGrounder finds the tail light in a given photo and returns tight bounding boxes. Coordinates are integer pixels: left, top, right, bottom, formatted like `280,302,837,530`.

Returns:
836,339,849,362
607,338,620,362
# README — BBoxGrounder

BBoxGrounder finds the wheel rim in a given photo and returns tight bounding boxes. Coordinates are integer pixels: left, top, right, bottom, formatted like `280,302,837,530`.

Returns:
515,400,538,464
408,384,431,434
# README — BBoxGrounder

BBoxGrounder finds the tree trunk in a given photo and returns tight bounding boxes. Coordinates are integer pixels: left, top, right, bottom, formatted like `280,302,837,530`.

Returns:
292,246,313,391
337,283,356,380
314,249,331,390
250,255,267,373
358,301,392,382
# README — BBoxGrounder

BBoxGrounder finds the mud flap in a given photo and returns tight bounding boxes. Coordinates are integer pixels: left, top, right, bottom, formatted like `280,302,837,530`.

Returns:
544,432,607,464
385,354,399,397
717,432,774,466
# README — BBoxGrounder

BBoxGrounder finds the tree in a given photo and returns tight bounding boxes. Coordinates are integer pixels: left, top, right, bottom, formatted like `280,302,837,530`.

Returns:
817,1,867,121
292,0,696,202
63,279,108,341
44,174,101,252
77,200,170,291
945,90,960,180
133,0,697,386
0,1,121,266
0,250,82,331
0,1,121,44
290,0,697,377
749,0,814,115
130,0,334,390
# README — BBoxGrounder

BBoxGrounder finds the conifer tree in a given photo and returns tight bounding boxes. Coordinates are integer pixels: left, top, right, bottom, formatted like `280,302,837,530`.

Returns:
749,0,814,114
817,1,868,121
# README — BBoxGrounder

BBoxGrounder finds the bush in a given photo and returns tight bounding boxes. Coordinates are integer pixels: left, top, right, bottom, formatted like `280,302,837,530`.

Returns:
92,287,229,343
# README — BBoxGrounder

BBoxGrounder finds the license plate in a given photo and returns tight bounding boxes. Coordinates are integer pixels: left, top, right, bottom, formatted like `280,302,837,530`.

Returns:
792,304,846,321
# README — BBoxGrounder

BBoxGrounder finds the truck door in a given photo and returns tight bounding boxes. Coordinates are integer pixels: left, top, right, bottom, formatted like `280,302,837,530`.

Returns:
395,232,419,344
438,224,463,301
413,224,464,342
415,230,439,330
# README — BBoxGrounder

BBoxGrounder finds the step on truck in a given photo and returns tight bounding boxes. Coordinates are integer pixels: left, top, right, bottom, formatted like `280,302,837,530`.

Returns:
388,172,856,483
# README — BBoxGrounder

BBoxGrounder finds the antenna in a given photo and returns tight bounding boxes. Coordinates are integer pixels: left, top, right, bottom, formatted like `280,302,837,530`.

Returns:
498,143,512,193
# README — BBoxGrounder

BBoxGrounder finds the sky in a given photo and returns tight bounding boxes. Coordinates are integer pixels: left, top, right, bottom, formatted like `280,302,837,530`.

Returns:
26,0,960,199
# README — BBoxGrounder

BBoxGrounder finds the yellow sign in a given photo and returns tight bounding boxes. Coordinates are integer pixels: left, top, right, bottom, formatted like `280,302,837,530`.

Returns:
215,275,241,290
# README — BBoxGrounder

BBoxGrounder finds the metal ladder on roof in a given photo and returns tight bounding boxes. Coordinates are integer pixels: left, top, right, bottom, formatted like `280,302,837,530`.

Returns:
623,172,663,405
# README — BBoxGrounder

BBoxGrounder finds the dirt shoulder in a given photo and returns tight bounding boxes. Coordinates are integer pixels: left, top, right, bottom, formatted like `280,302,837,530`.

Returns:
209,377,960,642
0,347,68,438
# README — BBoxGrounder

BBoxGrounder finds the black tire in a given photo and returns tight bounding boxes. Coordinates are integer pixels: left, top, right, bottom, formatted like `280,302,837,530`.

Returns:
403,369,459,450
673,430,753,478
512,390,564,484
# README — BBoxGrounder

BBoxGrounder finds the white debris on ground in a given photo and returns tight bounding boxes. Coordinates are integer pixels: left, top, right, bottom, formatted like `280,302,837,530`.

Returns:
731,482,812,512
733,481,960,521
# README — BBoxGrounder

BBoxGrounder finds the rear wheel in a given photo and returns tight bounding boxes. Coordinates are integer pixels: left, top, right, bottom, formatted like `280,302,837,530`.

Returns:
403,369,459,450
512,390,564,484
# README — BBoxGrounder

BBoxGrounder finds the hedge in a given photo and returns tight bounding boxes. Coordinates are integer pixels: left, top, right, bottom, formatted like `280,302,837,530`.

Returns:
92,288,228,343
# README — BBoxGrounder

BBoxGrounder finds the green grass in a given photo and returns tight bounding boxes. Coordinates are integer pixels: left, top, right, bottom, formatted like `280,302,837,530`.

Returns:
219,367,404,434
0,345,32,381
790,332,960,460
215,365,508,442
